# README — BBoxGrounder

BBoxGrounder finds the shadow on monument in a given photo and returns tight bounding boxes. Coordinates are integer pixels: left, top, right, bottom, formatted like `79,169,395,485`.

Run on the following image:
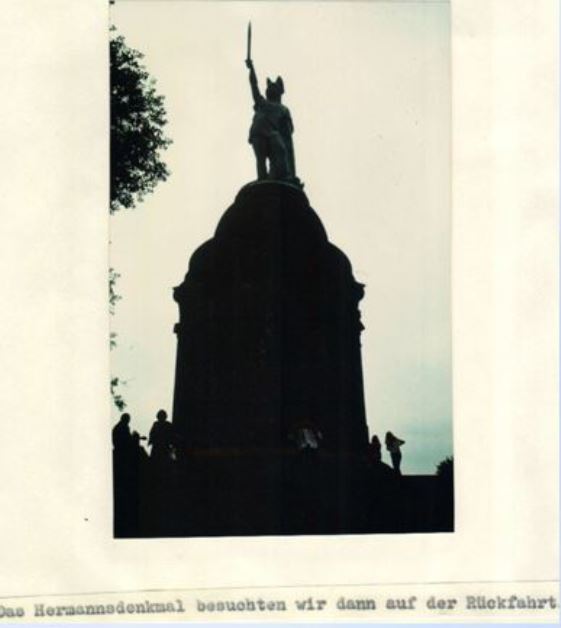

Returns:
113,182,454,538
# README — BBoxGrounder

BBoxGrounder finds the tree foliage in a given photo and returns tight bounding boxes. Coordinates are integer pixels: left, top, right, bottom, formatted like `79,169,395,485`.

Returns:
436,456,453,480
109,267,122,315
110,32,172,213
111,377,127,412
109,32,172,410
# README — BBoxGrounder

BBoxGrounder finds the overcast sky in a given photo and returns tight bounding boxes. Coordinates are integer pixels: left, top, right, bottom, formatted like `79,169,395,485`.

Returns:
110,0,451,474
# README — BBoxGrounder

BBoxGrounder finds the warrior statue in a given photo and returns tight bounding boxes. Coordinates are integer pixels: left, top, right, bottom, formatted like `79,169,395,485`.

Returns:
245,23,301,186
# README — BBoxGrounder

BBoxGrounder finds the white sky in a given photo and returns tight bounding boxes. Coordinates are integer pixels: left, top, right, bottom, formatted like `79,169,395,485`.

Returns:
110,0,451,475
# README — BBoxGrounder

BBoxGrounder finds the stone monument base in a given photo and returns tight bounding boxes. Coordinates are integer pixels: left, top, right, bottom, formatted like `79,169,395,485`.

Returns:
172,182,369,456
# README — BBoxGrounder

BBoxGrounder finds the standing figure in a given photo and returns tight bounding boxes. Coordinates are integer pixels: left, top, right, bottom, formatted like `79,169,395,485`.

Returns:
290,419,323,452
368,434,382,465
148,409,175,462
385,431,405,475
112,413,133,454
246,58,299,185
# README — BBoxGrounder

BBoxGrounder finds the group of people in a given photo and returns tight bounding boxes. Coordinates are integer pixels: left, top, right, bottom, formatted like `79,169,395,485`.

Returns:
112,410,176,463
113,412,406,474
368,432,406,474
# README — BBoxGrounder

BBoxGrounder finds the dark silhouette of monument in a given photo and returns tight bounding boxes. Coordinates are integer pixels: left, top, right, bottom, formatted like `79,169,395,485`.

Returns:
165,27,371,534
172,182,369,457
172,28,367,457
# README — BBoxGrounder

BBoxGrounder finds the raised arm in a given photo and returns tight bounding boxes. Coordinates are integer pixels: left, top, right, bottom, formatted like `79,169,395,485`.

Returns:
245,59,262,105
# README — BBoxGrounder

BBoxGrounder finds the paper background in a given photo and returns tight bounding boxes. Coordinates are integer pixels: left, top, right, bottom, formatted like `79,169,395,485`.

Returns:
0,0,557,611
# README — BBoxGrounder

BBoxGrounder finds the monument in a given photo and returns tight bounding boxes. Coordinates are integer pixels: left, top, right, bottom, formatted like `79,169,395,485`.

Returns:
245,22,300,186
169,26,370,533
112,20,454,539
172,182,369,455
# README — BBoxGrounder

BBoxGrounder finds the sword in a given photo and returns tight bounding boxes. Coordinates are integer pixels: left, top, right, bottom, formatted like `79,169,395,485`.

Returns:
246,21,252,63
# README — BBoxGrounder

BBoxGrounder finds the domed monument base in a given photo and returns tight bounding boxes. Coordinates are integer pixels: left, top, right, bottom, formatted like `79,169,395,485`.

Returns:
114,183,454,538
172,182,369,456
163,182,373,534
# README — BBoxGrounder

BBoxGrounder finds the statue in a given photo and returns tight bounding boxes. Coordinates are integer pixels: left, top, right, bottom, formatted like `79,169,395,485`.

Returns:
245,23,301,187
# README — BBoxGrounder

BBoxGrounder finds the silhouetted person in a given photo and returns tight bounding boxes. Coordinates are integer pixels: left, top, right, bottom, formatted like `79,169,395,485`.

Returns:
148,409,175,462
113,414,145,537
131,431,148,462
290,420,323,451
112,413,133,453
246,59,298,184
385,431,405,475
368,435,382,465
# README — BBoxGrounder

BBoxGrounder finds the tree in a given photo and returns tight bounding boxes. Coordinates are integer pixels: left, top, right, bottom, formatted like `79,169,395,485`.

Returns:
436,456,453,480
110,377,126,412
109,266,122,316
110,31,172,213
110,30,172,410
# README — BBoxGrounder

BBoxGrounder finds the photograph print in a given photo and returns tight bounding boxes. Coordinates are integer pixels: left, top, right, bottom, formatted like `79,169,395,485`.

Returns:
110,0,453,538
